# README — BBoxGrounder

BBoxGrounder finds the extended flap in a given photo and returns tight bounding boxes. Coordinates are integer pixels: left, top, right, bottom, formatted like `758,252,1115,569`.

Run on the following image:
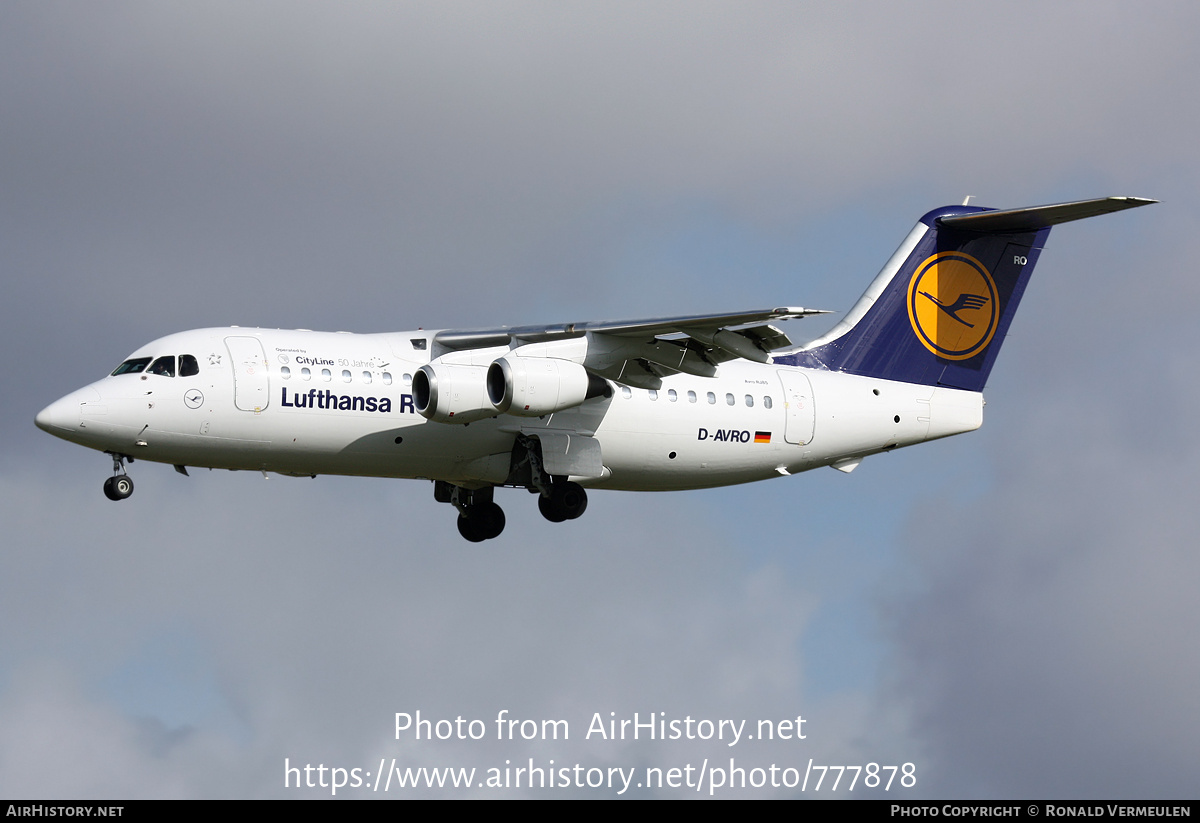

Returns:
535,432,604,478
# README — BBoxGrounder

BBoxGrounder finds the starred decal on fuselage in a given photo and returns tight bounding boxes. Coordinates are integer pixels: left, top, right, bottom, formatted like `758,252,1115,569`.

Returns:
208,353,222,366
906,251,999,360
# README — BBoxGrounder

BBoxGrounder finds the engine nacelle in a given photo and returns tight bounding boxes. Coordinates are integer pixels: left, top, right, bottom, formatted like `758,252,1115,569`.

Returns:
412,363,493,424
487,356,594,417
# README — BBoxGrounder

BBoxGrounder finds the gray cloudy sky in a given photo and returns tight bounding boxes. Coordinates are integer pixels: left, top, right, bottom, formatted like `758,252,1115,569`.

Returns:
2,1,1197,798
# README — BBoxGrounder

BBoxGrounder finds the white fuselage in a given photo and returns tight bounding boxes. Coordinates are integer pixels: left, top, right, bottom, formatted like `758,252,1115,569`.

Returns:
36,327,984,491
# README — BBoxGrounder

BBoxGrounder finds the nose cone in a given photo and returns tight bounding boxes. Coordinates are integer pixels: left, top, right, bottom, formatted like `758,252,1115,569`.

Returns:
36,387,101,438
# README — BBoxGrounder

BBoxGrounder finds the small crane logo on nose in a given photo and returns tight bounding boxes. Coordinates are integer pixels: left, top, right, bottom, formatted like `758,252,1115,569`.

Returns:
184,390,204,409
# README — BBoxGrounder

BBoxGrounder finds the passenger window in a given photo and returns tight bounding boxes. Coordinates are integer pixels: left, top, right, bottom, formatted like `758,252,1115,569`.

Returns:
280,366,291,379
179,354,199,377
402,373,412,383
745,395,754,407
621,386,632,399
321,368,332,381
301,367,311,381
707,392,716,404
383,372,393,385
726,393,735,406
668,389,677,402
688,390,697,403
342,369,352,382
362,371,373,384
148,356,175,377
648,390,658,401
764,396,773,409
111,357,152,376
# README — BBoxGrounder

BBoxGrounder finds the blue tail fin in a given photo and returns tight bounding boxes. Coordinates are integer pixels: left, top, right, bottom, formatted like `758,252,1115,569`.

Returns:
777,197,1155,391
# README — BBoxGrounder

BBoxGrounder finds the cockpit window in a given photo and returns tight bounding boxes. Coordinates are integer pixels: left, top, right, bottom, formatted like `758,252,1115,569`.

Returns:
148,356,176,377
111,357,152,376
179,354,199,377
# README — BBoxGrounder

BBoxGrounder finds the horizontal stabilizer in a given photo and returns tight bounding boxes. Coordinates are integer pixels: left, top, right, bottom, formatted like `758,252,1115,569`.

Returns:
939,196,1157,232
780,194,1156,392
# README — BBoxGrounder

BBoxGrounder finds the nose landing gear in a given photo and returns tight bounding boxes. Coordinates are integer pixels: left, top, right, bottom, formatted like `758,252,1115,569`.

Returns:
103,453,134,501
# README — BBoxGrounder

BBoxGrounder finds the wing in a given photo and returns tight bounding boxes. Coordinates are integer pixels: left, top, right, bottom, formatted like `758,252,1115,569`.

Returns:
431,306,831,389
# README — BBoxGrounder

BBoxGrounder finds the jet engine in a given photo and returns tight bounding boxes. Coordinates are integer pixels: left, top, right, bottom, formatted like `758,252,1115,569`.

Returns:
487,356,598,417
412,363,493,424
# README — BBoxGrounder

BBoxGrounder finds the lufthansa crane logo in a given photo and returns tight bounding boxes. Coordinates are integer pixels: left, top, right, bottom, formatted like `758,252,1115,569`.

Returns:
907,252,999,360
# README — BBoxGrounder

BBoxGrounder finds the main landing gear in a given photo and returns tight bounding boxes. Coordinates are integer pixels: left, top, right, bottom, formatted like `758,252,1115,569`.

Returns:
536,479,588,523
436,434,591,542
435,482,506,543
434,478,589,542
514,433,588,524
457,502,505,543
102,453,134,501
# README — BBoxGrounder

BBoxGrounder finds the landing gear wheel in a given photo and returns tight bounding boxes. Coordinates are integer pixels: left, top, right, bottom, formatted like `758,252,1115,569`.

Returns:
538,481,587,522
476,502,505,539
457,513,487,542
457,502,506,542
538,494,567,523
103,475,134,501
556,481,588,520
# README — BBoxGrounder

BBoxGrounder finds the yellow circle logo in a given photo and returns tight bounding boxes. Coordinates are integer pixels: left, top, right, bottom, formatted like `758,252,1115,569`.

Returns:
907,252,998,360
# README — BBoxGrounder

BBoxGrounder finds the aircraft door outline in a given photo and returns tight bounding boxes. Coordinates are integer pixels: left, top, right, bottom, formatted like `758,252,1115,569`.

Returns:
225,336,270,412
777,369,815,445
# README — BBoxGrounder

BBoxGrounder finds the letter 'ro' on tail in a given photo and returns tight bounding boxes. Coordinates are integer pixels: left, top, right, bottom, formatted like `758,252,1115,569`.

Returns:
777,197,1156,392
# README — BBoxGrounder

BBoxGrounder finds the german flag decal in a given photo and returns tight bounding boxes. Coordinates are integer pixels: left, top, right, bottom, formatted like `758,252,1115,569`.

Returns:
754,431,771,444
